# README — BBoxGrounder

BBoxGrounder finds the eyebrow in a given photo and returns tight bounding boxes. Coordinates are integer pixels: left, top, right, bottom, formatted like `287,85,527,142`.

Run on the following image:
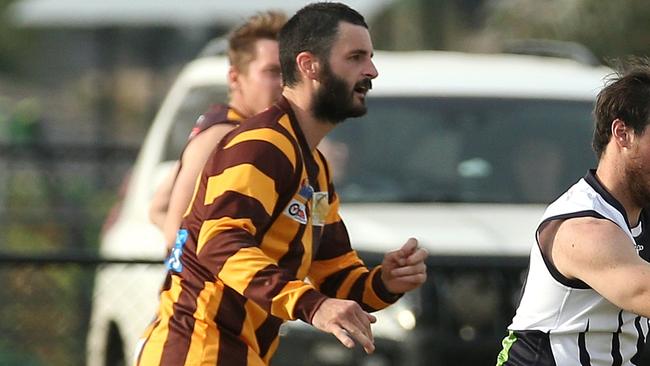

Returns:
349,49,373,57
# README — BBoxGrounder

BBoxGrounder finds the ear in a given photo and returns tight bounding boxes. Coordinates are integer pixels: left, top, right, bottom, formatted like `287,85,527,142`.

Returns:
228,66,239,91
295,51,320,81
611,118,631,149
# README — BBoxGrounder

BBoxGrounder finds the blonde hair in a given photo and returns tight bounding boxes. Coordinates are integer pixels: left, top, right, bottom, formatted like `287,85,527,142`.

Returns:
228,11,287,72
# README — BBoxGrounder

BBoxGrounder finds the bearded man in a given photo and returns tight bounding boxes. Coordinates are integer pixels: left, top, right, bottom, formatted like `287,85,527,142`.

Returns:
136,3,428,365
498,62,650,365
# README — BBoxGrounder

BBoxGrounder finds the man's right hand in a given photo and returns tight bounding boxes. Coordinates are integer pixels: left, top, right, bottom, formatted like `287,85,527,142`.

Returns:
311,298,377,354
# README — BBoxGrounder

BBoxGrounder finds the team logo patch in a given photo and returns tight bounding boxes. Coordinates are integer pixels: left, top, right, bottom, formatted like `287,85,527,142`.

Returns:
165,229,188,272
311,192,329,226
284,199,308,224
298,179,314,200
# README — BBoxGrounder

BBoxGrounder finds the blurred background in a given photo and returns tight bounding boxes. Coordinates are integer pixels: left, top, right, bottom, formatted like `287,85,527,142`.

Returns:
1,0,650,365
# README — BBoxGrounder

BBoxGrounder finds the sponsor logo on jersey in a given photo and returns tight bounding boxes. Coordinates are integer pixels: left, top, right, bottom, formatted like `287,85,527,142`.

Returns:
284,199,308,224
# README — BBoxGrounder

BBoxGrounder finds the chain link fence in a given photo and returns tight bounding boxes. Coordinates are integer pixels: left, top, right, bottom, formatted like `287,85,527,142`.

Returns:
0,253,535,366
0,135,142,366
0,141,137,253
3,139,648,365
1,262,91,365
0,255,165,366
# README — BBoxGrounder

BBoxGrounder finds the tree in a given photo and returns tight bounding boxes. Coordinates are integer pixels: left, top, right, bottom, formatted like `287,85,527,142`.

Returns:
485,0,650,62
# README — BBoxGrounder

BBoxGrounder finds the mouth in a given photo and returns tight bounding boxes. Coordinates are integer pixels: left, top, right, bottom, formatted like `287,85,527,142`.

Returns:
353,79,372,95
354,86,368,95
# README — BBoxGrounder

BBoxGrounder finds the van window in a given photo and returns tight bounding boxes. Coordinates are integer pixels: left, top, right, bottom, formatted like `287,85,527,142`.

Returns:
326,97,595,204
163,85,228,161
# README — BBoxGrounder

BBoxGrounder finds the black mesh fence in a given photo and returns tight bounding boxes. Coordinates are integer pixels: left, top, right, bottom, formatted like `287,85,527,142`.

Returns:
0,141,622,365
0,140,139,366
0,256,164,366
0,141,138,254
0,254,532,366
0,263,93,365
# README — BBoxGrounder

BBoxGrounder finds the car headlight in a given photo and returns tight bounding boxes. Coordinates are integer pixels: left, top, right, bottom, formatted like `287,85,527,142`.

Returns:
371,290,420,340
396,309,416,330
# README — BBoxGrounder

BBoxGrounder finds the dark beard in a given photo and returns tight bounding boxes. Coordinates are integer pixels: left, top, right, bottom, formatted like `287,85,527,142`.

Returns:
312,63,371,124
627,156,650,208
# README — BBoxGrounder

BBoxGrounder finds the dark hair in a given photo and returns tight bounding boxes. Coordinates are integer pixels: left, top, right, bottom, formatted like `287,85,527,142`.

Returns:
228,11,286,72
593,59,650,158
279,2,367,87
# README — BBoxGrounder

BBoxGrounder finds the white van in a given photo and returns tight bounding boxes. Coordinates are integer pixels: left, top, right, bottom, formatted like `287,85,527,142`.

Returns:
87,50,612,366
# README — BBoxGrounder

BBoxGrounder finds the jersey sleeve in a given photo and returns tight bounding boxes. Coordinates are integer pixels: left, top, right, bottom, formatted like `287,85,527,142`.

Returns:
308,190,402,312
193,127,327,322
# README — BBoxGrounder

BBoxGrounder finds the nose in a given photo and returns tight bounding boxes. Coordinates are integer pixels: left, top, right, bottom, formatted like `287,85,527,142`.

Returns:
365,59,378,79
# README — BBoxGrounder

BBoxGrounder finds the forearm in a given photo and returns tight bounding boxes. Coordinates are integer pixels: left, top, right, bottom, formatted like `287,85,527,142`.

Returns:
162,188,194,249
310,253,401,312
149,205,168,230
595,270,650,318
148,162,179,230
620,289,650,318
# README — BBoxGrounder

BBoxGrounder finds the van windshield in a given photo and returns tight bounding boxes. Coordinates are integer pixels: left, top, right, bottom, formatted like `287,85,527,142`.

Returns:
324,97,596,204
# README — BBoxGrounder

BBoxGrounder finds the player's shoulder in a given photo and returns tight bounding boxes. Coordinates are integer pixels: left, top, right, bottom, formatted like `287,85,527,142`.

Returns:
561,215,621,233
200,103,230,122
190,104,238,138
184,122,236,156
217,113,297,172
557,215,629,247
241,102,289,131
227,105,297,148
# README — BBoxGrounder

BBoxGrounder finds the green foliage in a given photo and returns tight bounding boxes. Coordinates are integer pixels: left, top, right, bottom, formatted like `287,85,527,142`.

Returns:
0,266,91,366
371,0,650,58
485,0,650,61
5,170,49,209
0,0,37,74
371,0,476,50
3,171,117,252
567,0,650,59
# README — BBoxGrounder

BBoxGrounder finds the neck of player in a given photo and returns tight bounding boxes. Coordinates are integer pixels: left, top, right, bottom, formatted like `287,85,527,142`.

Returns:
282,88,335,151
596,163,642,228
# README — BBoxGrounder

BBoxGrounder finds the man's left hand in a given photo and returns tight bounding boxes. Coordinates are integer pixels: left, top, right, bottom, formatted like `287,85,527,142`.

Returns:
381,238,428,294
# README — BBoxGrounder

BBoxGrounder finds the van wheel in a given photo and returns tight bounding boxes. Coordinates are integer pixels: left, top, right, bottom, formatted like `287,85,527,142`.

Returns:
105,322,126,366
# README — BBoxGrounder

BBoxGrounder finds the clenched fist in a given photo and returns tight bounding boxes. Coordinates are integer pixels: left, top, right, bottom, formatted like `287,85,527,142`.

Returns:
381,238,428,294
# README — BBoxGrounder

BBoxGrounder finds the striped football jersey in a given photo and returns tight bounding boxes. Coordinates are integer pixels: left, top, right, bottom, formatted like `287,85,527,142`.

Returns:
136,96,401,366
498,170,650,366
187,104,243,141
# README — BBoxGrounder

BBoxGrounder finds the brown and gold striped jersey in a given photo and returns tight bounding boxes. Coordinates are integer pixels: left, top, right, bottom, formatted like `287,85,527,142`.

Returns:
175,104,243,176
137,96,400,366
187,104,242,140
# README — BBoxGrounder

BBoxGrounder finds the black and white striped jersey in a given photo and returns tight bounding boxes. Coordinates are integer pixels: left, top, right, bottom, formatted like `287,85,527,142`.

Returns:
498,170,650,366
